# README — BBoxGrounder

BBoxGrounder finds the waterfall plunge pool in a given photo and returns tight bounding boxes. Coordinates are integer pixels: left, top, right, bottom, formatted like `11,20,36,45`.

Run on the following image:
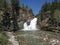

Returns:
15,30,60,45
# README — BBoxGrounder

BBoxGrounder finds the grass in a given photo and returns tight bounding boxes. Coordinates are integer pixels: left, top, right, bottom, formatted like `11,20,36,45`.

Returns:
0,32,8,45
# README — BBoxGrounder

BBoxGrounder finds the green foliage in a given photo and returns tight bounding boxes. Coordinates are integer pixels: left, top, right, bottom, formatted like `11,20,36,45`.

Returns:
0,0,11,31
0,32,8,45
29,8,34,16
53,10,60,22
51,0,58,15
0,24,5,32
0,0,6,9
50,0,60,19
11,0,20,31
41,2,51,12
11,0,19,10
38,2,51,20
51,0,58,10
25,5,28,9
22,4,25,9
3,0,8,11
37,0,60,21
3,13,10,27
12,14,19,31
0,0,8,11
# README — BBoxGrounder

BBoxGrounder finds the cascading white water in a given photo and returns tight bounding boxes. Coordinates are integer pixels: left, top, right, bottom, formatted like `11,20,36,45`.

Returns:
22,18,38,30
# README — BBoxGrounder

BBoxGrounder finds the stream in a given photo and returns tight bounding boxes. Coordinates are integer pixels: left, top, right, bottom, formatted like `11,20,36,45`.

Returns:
15,30,60,45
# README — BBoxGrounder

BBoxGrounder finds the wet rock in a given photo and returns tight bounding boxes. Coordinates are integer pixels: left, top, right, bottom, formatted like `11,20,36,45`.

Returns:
5,32,19,45
49,39,60,45
43,35,48,41
18,21,24,29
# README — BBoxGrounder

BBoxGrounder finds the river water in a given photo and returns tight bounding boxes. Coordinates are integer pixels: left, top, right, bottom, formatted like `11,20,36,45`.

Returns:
15,30,60,45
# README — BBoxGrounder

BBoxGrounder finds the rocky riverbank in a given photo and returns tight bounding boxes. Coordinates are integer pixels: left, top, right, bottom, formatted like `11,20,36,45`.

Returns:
4,32,19,45
15,30,60,45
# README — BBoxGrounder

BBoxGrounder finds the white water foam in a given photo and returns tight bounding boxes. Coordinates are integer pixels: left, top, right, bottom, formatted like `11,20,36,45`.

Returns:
22,18,38,30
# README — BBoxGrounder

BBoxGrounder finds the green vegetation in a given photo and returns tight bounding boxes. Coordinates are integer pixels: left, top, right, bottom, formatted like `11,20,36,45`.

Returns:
11,0,20,31
15,30,60,45
53,10,60,22
0,0,60,32
0,0,20,31
0,0,60,45
37,0,60,21
0,32,8,45
36,0,60,30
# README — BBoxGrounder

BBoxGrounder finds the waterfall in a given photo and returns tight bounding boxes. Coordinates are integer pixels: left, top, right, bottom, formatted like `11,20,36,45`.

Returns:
22,18,38,30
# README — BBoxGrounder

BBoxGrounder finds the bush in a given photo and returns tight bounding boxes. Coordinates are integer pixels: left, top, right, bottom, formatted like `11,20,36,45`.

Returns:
0,32,8,45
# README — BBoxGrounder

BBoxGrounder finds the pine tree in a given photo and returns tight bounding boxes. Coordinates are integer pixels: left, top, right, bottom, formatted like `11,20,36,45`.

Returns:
11,0,20,31
22,4,25,11
0,0,10,31
29,8,34,16
11,0,19,15
40,2,51,20
25,5,28,9
0,0,4,9
41,2,51,12
51,0,59,19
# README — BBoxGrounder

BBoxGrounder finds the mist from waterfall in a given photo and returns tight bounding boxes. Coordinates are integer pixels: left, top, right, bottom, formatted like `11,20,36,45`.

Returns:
22,18,38,30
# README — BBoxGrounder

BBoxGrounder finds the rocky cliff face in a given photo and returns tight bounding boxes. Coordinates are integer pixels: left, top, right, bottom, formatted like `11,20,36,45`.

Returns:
0,7,34,31
18,8,33,21
18,7,34,29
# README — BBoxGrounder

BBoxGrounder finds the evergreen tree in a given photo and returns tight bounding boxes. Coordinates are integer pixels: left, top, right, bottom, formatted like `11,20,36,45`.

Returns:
11,0,20,15
51,0,57,12
40,2,51,20
22,4,25,11
51,0,59,19
29,8,34,16
0,0,5,9
11,0,20,31
3,0,8,11
3,13,10,30
25,5,28,9
57,0,60,10
41,2,51,12
0,0,10,31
